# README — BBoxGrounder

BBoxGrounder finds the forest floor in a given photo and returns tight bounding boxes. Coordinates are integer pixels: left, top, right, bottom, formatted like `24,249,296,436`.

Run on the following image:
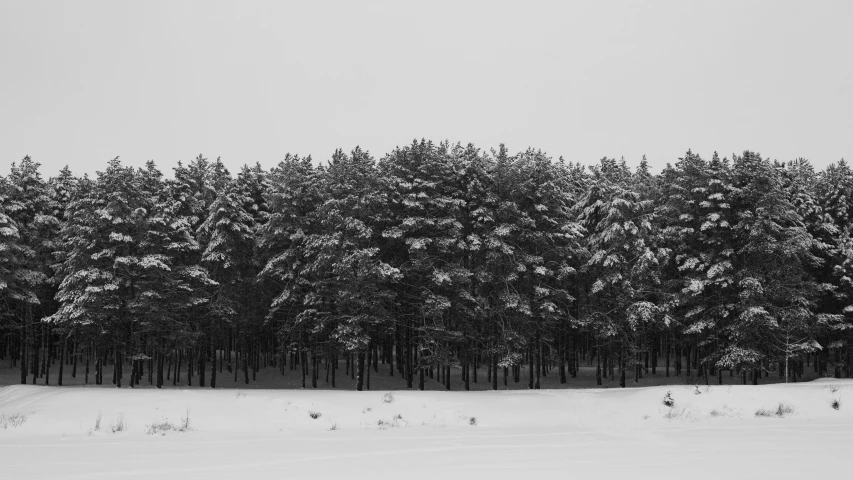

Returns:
0,352,833,390
0,369,851,479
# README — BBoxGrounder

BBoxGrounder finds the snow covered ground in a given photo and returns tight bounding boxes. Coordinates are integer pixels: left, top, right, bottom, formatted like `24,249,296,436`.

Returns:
1,380,851,479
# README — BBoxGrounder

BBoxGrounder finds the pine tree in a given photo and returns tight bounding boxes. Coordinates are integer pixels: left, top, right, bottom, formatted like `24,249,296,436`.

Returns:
720,152,821,382
449,143,499,390
662,151,737,383
0,184,38,384
298,147,399,390
3,157,60,384
260,154,322,387
578,157,662,387
379,140,464,389
199,175,255,385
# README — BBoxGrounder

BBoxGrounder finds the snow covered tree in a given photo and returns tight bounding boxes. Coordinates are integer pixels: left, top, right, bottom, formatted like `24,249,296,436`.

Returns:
720,152,822,383
661,151,737,383
492,149,584,389
2,157,61,384
448,143,500,390
578,157,663,387
260,154,322,386
0,185,38,384
199,175,256,385
379,140,465,389
297,147,399,390
6,141,853,390
813,160,853,377
52,158,215,387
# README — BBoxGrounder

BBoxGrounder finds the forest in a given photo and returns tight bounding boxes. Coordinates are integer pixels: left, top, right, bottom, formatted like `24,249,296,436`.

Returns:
1,140,852,391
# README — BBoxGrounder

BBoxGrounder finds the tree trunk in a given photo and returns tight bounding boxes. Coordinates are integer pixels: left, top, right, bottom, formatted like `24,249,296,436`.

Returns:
244,344,250,385
198,351,206,388
535,339,541,390
596,342,602,386
356,351,365,391
129,358,136,389
406,320,413,389
210,346,216,389
58,338,66,386
311,351,318,389
464,348,470,391
492,350,498,391
72,342,78,378
187,348,193,386
331,352,336,388
32,338,39,385
157,350,164,388
785,349,790,384
418,348,425,391
115,349,122,388
528,347,534,389
19,318,27,384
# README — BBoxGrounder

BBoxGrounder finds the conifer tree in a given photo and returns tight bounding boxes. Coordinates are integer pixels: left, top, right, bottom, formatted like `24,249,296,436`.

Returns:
379,140,463,389
260,154,321,387
199,175,255,384
578,158,662,387
721,152,821,382
3,157,60,384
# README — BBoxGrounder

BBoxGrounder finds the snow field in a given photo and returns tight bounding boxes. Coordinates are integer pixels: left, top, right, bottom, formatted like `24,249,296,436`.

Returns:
1,379,852,479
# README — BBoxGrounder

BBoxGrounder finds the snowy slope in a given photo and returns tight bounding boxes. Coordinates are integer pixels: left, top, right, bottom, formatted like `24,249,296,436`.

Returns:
1,380,851,479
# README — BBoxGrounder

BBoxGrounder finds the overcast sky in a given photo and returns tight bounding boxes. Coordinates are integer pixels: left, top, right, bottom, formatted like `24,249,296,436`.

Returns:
1,0,850,177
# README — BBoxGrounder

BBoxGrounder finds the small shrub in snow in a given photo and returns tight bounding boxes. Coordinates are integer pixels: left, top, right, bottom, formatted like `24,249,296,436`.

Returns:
0,413,27,429
827,383,840,394
469,416,477,426
377,415,407,429
328,423,339,431
309,411,322,419
694,385,702,395
709,405,735,418
754,408,774,418
663,391,675,407
382,392,394,404
775,403,794,417
664,408,690,421
94,411,102,431
145,420,176,436
144,413,192,436
110,414,126,433
180,409,191,431
831,399,841,410
236,392,247,399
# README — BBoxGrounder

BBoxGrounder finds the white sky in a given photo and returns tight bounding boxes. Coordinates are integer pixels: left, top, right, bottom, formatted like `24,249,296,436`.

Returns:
1,0,850,177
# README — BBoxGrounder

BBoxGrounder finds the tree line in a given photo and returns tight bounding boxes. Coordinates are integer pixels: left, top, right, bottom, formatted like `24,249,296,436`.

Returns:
1,140,851,390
